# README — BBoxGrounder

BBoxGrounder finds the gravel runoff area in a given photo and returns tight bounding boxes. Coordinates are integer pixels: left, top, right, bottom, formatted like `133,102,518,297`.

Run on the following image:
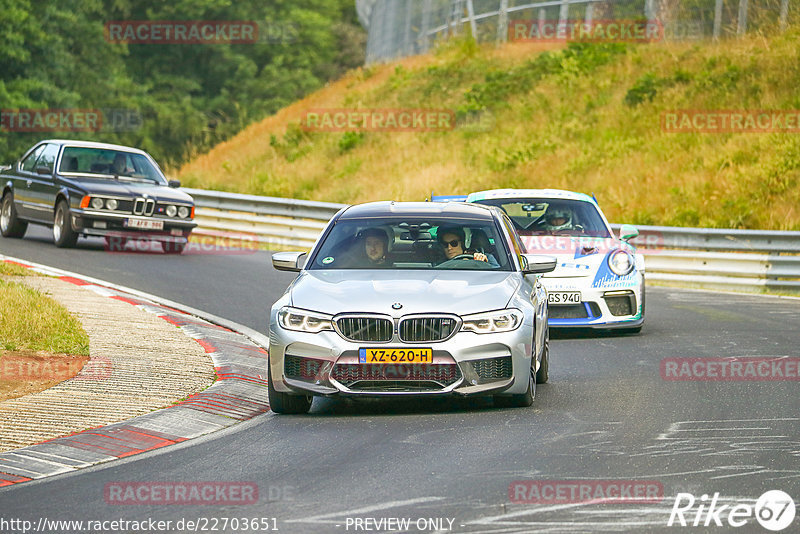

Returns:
0,275,216,453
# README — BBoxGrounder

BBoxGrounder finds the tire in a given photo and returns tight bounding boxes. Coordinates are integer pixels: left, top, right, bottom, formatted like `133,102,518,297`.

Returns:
0,192,28,238
267,361,312,414
162,240,186,254
536,339,549,384
495,358,535,408
53,199,78,248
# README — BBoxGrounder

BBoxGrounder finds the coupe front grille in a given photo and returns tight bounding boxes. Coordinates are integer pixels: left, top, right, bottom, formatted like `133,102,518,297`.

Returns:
549,304,588,319
472,356,513,380
335,316,393,342
133,198,155,216
331,363,461,390
398,316,457,342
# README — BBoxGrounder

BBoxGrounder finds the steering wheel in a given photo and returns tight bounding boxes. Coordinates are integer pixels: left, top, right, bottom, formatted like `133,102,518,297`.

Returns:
451,253,476,260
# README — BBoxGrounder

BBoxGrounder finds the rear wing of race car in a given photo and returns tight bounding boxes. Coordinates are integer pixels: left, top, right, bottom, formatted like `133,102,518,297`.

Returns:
429,192,468,203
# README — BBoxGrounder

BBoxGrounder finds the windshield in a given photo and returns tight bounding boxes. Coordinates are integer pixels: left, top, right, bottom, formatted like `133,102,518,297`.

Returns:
58,147,166,184
309,218,512,271
471,198,611,238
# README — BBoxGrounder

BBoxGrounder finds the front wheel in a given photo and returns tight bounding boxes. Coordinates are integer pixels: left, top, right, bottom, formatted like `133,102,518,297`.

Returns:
267,362,312,414
53,200,78,248
0,192,28,238
494,359,535,408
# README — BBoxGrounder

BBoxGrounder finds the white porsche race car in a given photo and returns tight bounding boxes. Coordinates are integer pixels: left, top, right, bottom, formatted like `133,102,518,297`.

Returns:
467,189,645,333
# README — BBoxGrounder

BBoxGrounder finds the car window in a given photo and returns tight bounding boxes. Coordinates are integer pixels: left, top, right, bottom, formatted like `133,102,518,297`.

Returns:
473,198,611,238
35,143,60,174
309,217,511,271
59,146,166,184
501,215,525,268
20,145,46,172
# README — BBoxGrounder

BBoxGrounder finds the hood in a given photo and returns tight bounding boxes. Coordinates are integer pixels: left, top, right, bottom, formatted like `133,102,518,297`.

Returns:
60,177,193,204
290,270,520,317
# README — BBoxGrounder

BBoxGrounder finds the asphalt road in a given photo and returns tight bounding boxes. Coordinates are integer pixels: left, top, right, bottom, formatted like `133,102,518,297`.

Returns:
1,226,799,533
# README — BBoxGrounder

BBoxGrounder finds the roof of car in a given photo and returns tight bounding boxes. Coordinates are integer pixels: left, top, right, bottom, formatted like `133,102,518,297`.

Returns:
466,188,597,205
39,139,149,154
339,201,498,220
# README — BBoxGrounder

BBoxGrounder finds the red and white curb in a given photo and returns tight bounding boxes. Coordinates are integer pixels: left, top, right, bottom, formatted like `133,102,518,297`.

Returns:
0,255,271,488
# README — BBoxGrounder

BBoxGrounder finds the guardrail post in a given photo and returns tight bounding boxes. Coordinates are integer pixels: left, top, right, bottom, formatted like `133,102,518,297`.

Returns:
738,0,749,36
466,0,478,37
497,0,509,42
713,0,724,40
585,2,594,25
403,0,413,55
420,0,432,52
559,1,570,27
644,0,656,20
780,0,790,31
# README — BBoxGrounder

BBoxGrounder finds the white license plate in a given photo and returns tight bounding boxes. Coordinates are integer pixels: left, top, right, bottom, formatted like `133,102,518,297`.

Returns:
548,291,581,304
124,218,163,230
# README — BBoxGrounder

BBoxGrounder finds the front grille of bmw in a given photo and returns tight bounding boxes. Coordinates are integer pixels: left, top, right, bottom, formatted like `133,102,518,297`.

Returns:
334,315,459,343
330,362,461,391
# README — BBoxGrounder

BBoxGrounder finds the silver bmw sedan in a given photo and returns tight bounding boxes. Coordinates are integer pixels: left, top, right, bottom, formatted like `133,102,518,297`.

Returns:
268,201,556,414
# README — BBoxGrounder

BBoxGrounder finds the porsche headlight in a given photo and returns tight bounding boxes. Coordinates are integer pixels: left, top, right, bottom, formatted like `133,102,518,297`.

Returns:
461,309,523,334
178,206,190,218
608,250,634,276
166,205,177,217
278,307,333,333
90,197,104,210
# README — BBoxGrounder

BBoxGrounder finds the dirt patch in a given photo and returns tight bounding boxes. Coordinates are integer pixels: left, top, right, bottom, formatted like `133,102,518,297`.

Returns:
0,350,90,402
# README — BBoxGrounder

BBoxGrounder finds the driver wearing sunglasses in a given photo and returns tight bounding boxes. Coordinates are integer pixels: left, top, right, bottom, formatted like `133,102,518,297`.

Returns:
437,227,489,263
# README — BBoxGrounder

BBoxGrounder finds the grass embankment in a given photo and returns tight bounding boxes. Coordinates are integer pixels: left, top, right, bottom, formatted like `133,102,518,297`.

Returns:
0,262,90,401
178,29,800,230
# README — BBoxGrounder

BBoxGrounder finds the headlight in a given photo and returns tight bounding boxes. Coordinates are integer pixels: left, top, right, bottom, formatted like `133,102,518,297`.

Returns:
178,206,190,218
90,197,104,209
461,309,523,334
278,307,333,333
608,250,634,276
105,199,118,210
165,205,177,217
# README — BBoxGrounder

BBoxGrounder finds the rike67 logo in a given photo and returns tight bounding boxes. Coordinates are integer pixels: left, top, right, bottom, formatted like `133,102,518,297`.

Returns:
668,490,795,531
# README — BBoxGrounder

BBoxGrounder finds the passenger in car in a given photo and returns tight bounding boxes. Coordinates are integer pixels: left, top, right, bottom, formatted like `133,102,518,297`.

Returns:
437,227,497,265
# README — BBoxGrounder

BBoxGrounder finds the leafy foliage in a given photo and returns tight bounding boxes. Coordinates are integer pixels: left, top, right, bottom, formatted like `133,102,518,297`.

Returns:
0,0,365,167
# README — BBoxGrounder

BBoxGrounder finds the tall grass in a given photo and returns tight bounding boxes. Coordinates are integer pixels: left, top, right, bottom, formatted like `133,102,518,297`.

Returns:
178,28,800,229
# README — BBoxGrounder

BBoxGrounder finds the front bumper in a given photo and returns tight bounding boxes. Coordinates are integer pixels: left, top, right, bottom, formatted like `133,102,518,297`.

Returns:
544,276,644,329
71,208,196,241
268,324,534,397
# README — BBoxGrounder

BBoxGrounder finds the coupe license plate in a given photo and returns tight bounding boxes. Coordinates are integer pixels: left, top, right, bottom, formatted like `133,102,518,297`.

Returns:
548,291,581,304
359,348,433,364
124,218,163,230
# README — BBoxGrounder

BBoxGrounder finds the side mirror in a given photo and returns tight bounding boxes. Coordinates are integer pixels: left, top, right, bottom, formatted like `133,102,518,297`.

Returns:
619,224,639,242
36,165,53,175
272,251,307,272
521,254,557,274
168,180,181,188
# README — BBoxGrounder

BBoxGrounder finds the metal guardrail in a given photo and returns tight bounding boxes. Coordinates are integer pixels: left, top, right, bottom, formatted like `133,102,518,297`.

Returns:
183,188,800,293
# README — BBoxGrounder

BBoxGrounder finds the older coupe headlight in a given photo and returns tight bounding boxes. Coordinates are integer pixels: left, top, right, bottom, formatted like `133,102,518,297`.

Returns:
178,206,190,218
166,205,177,217
461,309,523,334
105,198,118,210
90,197,104,210
608,250,634,276
278,307,333,333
